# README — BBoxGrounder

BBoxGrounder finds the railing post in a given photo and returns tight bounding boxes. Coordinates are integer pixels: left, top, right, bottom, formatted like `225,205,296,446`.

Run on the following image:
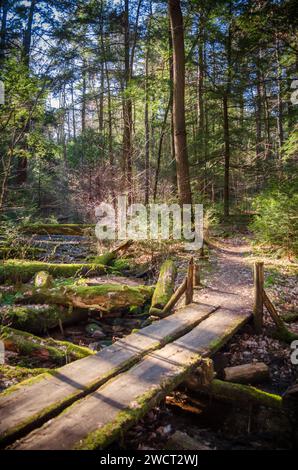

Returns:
253,261,264,333
185,257,194,305
193,262,201,287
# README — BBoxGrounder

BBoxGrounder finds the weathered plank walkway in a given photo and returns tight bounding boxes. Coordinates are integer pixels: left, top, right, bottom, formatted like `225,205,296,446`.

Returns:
0,302,217,447
6,306,250,450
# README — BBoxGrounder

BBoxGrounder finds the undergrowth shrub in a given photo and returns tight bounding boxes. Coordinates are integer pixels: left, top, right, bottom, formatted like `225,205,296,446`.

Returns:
250,186,298,258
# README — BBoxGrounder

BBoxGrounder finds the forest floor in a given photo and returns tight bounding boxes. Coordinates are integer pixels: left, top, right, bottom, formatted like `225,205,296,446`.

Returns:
1,225,297,449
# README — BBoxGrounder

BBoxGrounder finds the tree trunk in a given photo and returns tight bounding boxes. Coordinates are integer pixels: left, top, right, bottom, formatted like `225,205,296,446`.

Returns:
275,36,284,170
122,0,133,201
223,92,230,217
223,9,232,217
22,0,37,66
144,18,150,205
81,58,87,135
21,284,154,313
16,0,37,184
71,82,76,140
168,0,192,206
0,0,8,62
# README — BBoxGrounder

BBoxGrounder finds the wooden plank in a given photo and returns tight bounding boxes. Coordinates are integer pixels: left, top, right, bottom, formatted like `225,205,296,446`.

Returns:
0,302,217,446
12,308,249,450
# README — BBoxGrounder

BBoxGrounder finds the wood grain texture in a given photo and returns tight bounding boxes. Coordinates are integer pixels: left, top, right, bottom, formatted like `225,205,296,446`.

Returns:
12,308,249,450
0,301,217,446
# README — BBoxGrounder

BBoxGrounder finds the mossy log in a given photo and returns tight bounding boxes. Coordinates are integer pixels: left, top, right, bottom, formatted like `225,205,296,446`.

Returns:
194,379,282,410
0,326,93,365
20,224,94,236
223,362,270,385
0,259,107,283
86,240,133,266
0,304,86,334
0,246,46,260
149,259,176,314
20,284,154,312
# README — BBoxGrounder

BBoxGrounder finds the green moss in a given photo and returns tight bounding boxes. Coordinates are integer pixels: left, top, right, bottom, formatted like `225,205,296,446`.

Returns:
34,271,53,288
24,284,154,312
46,338,93,360
0,375,84,446
0,259,107,283
281,312,298,323
150,259,176,312
0,326,94,365
0,372,52,398
75,357,200,450
0,351,156,446
272,325,298,344
208,315,250,354
208,379,282,410
85,252,116,266
110,258,131,273
0,246,46,260
0,365,50,383
0,304,64,334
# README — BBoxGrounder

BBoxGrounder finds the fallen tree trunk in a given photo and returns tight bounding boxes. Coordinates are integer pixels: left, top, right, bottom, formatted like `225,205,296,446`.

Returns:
0,304,86,334
0,326,93,365
0,260,107,283
149,259,176,314
86,240,133,266
223,362,270,385
0,246,46,260
20,284,154,312
20,224,94,236
192,378,282,410
150,278,187,318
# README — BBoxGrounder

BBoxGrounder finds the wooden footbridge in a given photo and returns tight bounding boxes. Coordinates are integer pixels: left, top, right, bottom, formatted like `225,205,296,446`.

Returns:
0,301,250,450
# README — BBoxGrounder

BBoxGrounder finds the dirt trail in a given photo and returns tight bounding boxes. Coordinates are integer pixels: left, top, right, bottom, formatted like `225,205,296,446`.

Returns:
195,237,253,316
